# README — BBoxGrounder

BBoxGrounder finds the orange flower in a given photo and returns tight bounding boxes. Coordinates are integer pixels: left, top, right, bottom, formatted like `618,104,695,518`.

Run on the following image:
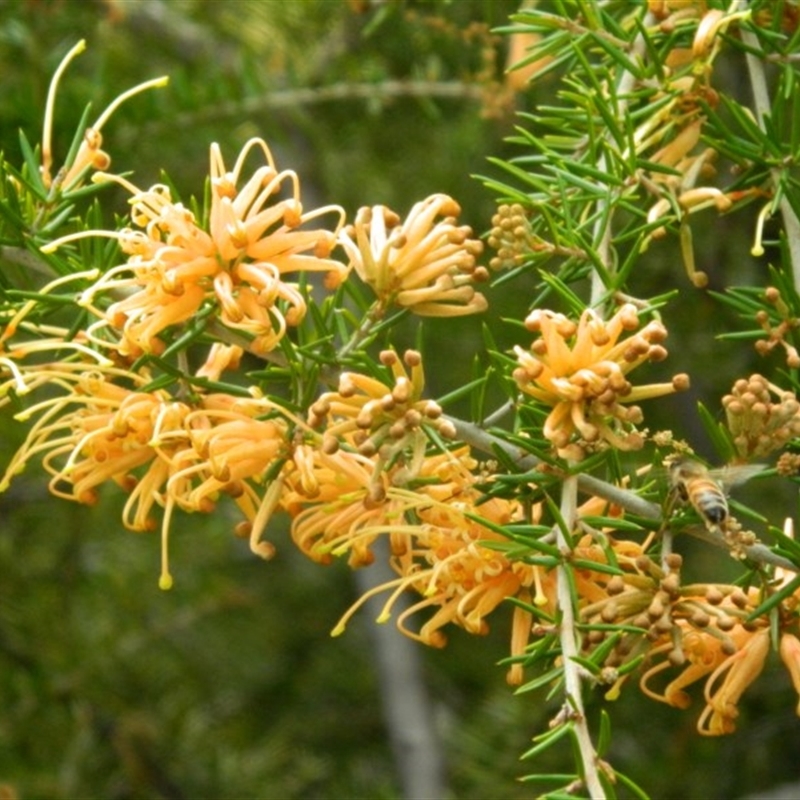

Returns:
632,575,775,736
43,138,346,355
697,628,770,735
283,444,390,567
779,633,800,716
292,439,626,682
320,449,536,661
513,304,689,457
338,194,488,316
0,345,292,588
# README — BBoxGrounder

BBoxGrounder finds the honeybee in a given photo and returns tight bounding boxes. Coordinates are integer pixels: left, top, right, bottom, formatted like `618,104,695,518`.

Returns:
665,456,765,532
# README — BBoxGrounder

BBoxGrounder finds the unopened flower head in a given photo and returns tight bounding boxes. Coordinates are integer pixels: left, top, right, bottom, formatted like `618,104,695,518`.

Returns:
338,194,488,316
513,304,689,457
753,287,800,368
308,349,456,461
44,138,346,356
723,373,800,460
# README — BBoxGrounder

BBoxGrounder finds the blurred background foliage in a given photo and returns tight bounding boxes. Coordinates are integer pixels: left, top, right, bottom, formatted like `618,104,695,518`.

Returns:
0,1,799,798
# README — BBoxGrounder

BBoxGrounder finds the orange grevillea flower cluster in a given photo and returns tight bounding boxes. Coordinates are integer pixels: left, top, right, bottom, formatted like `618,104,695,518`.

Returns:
44,138,347,356
284,349,459,565
0,343,290,588
513,304,689,458
338,194,488,316
575,532,800,736
285,440,629,686
274,351,534,678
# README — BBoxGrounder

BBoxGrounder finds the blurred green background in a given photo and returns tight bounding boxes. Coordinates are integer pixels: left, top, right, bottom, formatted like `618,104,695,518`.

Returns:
1,1,799,798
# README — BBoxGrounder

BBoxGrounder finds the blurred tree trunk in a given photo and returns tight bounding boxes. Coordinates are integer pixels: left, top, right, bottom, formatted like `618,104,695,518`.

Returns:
354,538,449,800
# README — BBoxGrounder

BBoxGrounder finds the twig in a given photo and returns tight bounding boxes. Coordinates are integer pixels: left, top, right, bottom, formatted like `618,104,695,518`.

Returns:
555,472,606,799
448,416,661,519
116,80,489,143
588,9,655,308
448,415,798,571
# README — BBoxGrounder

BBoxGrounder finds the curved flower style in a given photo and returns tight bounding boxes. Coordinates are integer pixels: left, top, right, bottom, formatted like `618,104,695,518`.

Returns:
45,138,347,355
338,194,488,316
40,39,168,192
513,304,689,457
288,439,637,685
0,344,291,588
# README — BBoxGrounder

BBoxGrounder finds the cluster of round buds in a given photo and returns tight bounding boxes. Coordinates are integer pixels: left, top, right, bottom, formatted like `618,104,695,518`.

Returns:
487,203,587,271
308,350,456,461
513,304,689,457
723,374,800,460
580,553,684,670
487,204,531,271
754,287,800,368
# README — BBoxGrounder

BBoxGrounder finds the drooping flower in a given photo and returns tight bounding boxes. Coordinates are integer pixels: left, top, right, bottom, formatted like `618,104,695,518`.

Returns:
338,194,488,316
312,447,540,674
779,633,800,717
696,628,770,735
283,444,392,567
513,304,689,457
289,434,638,685
0,343,292,588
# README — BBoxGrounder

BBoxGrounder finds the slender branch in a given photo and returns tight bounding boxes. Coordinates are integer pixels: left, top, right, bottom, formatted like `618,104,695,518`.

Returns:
448,415,797,571
589,9,655,308
448,416,661,519
116,80,489,143
555,472,605,799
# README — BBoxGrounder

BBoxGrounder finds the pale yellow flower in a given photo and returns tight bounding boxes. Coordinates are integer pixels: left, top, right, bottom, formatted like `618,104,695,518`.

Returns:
338,194,488,316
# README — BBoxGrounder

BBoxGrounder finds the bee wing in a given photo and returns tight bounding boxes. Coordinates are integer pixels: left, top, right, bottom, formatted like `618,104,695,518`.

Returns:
708,464,767,489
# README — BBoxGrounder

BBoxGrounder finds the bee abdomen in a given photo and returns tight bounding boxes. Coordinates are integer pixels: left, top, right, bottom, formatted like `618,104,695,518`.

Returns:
695,490,727,523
